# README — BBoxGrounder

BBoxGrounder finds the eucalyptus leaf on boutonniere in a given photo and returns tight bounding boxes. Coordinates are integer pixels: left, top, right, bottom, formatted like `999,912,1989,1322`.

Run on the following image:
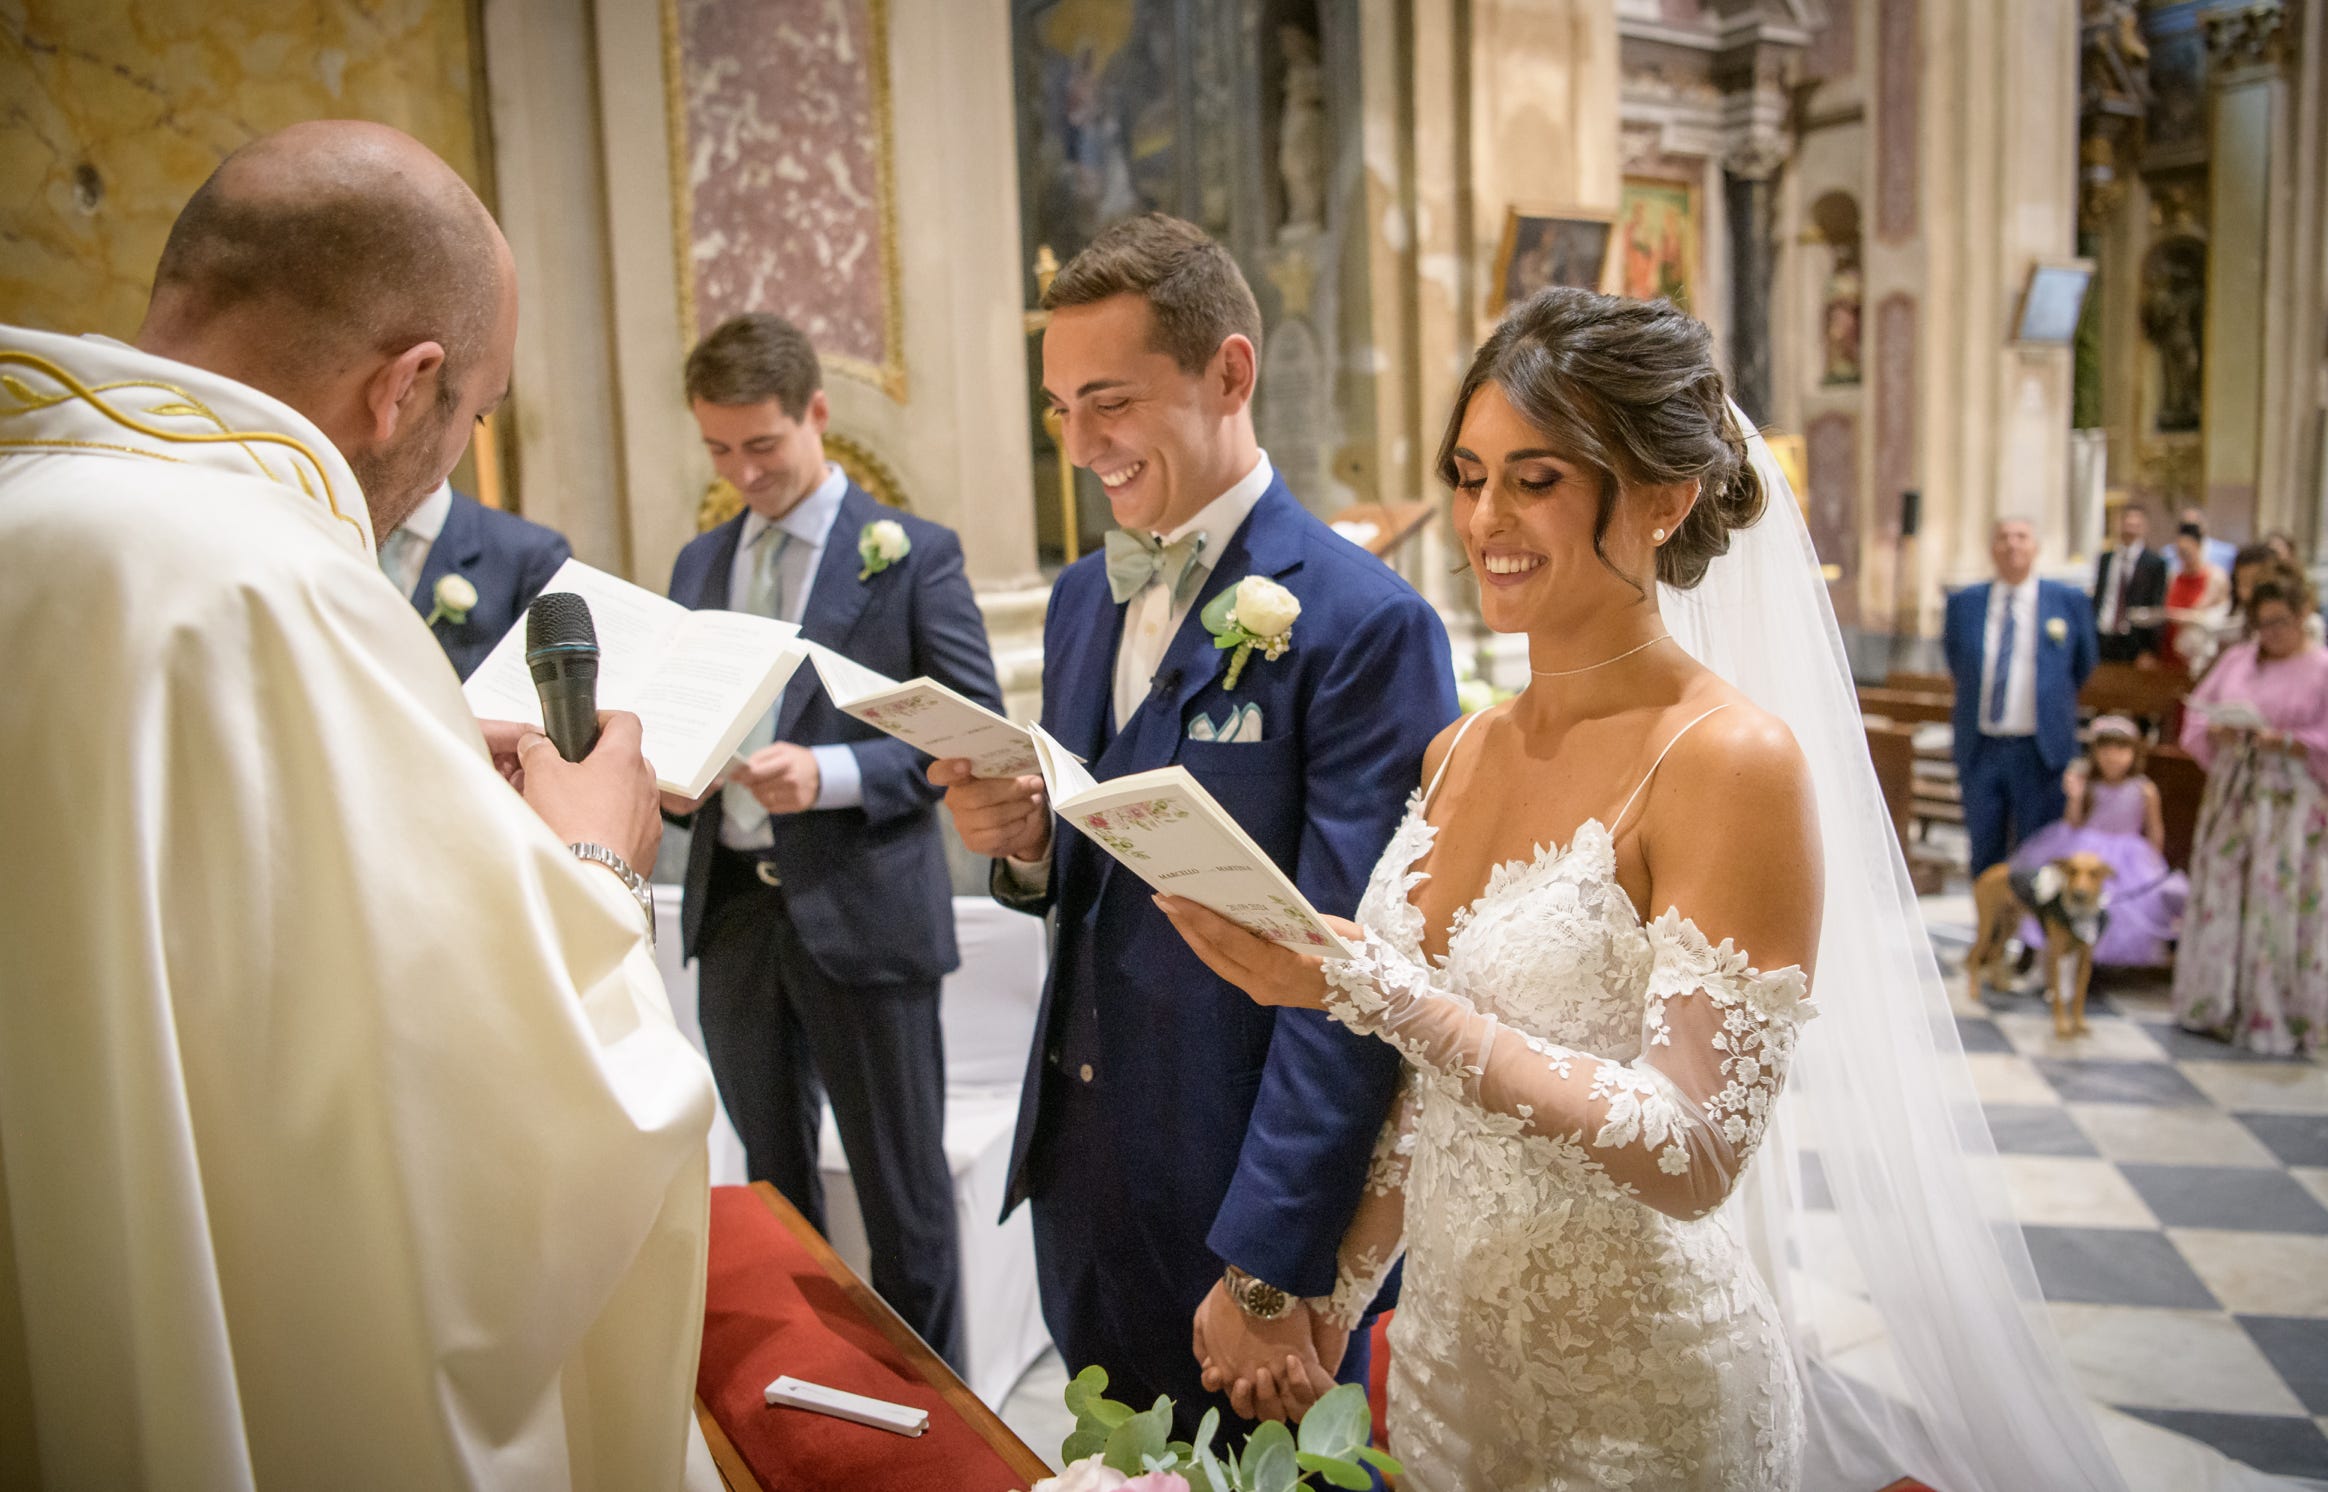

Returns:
859,519,910,581
425,572,478,628
1202,576,1300,691
2045,616,2068,644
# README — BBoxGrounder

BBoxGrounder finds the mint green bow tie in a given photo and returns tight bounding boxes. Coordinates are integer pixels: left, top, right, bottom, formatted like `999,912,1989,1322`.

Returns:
1105,528,1208,606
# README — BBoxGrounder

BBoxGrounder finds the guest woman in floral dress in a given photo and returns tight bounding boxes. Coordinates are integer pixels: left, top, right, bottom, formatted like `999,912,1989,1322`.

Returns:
2172,572,2328,1054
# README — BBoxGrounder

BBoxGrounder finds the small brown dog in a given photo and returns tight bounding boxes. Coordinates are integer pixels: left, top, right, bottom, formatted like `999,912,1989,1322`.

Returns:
1967,851,2116,1036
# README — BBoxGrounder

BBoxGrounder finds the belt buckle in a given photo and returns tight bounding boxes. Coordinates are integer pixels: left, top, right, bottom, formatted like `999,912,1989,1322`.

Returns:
753,861,784,888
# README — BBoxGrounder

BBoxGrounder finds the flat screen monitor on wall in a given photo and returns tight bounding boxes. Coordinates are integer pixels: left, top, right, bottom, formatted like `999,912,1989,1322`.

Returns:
2014,259,2095,346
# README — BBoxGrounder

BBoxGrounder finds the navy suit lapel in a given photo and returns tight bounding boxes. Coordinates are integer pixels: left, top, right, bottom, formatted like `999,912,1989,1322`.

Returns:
776,486,878,740
695,514,747,611
412,492,484,612
1048,565,1125,767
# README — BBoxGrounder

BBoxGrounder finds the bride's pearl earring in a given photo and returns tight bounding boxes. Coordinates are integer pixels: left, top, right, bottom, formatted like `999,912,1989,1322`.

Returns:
1652,527,1668,544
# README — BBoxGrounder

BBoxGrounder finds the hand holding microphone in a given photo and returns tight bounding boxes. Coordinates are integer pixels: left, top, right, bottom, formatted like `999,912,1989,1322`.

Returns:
502,592,662,871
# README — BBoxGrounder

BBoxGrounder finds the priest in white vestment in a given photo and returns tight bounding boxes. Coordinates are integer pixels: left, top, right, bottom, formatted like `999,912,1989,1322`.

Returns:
0,123,720,1491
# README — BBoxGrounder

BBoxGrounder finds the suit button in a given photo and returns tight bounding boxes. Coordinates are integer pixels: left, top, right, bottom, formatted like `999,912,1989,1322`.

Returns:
1079,1063,1095,1083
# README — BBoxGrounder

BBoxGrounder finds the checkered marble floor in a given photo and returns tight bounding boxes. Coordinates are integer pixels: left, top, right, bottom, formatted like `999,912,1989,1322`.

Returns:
1920,881,2328,1486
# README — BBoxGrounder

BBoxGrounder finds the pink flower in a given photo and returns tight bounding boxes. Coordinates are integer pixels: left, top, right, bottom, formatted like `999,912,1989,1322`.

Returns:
1123,1475,1191,1492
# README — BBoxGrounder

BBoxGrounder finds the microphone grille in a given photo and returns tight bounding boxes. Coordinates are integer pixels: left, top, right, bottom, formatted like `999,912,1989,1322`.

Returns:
525,591,597,652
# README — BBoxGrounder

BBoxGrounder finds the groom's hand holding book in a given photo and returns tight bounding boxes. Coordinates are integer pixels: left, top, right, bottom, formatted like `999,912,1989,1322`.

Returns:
927,758,1050,863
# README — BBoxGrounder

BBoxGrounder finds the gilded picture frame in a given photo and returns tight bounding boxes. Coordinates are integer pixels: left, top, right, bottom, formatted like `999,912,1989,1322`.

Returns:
1487,205,1617,315
1611,176,1702,311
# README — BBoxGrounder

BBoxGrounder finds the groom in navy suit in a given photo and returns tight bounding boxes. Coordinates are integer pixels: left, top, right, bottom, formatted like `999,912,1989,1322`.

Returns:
935,215,1456,1434
666,314,1003,1368
1945,515,2098,874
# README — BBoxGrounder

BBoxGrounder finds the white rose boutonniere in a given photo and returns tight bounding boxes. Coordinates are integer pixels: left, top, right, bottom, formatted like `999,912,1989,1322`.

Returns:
426,572,478,628
1201,575,1300,690
2045,616,2068,644
859,519,910,581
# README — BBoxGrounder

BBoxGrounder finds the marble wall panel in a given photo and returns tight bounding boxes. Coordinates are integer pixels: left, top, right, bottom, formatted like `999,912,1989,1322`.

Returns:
673,0,898,392
1875,0,1918,242
0,0,485,341
1806,0,1858,83
1875,292,1916,538
1808,409,1861,623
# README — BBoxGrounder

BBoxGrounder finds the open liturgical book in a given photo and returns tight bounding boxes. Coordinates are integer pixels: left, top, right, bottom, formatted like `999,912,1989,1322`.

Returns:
1025,725,1353,958
795,641,1048,778
462,558,805,799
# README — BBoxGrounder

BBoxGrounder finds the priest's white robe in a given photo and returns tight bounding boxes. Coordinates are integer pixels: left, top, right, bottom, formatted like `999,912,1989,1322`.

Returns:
0,325,722,1491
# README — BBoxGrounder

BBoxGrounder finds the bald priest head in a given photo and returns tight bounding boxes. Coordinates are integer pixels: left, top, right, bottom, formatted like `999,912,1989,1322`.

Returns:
135,119,517,538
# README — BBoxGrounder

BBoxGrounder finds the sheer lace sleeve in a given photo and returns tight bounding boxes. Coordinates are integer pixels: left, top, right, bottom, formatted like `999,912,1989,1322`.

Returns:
1313,1064,1423,1330
1321,911,1813,1221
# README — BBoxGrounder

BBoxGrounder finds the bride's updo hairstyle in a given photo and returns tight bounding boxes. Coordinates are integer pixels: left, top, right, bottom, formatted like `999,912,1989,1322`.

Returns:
1437,286,1766,590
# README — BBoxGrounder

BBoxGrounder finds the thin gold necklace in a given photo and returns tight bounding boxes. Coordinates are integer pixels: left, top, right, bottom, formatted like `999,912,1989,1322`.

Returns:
1529,634,1673,678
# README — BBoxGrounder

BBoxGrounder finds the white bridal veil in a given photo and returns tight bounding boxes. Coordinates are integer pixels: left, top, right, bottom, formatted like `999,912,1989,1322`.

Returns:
1662,409,2293,1492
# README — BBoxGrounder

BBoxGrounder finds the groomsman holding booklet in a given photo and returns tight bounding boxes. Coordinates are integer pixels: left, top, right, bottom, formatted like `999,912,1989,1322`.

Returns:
662,314,1004,1372
936,214,1456,1436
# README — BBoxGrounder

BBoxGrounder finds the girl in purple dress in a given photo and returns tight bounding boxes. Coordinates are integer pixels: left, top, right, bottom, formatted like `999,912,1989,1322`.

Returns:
2012,715,2187,967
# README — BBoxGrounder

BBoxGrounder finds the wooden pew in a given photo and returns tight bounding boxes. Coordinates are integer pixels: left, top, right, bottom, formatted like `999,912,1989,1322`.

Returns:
2080,662,2190,736
1866,721,1917,842
2147,746,2208,872
1857,687,1954,726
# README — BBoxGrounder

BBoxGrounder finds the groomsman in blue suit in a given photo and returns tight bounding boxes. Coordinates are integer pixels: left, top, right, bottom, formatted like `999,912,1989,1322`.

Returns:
378,479,570,678
666,314,1004,1369
1944,516,2098,875
935,215,1457,1434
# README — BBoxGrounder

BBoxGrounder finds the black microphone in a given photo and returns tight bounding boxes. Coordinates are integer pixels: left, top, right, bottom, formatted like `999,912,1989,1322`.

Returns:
526,592,601,762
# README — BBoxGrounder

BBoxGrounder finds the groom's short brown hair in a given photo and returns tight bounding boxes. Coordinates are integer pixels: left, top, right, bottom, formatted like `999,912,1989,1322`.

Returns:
1043,213,1263,374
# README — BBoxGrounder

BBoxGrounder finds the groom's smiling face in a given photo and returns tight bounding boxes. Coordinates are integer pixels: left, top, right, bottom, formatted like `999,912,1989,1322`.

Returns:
1042,293,1256,537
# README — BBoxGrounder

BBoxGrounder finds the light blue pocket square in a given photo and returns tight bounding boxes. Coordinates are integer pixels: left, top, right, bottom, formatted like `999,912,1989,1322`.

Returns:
1187,702,1264,743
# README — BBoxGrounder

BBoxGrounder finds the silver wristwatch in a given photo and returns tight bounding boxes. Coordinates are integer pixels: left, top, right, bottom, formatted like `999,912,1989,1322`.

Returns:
1224,1263,1295,1321
569,842,655,948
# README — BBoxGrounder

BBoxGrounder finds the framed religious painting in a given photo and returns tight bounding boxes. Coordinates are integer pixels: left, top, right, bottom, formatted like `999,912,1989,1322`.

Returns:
1488,205,1615,315
1612,177,1701,310
2013,258,2095,346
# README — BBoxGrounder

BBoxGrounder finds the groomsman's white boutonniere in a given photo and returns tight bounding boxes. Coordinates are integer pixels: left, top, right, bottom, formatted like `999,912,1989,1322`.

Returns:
426,573,478,628
1203,576,1300,691
2045,616,2068,644
859,519,910,581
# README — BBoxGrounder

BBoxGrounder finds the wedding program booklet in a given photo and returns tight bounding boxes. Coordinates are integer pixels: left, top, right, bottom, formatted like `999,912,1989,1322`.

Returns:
2197,699,2272,733
1026,724,1353,957
462,558,805,799
796,641,1049,778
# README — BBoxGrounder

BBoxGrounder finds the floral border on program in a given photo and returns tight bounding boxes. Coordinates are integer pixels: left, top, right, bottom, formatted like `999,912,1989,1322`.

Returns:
1246,895,1334,950
1079,800,1190,860
971,746,1039,777
856,695,944,729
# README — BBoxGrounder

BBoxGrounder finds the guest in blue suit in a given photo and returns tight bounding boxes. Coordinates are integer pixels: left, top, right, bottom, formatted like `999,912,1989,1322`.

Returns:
378,480,570,678
934,216,1457,1437
666,315,1003,1369
1944,516,2099,875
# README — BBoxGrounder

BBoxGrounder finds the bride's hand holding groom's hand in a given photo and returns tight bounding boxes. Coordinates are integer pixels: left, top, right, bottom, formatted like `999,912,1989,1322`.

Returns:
1192,1280,1346,1424
1154,895,1363,1011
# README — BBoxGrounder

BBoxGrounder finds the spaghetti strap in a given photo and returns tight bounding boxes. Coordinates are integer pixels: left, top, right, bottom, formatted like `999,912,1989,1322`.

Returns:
1421,709,1488,813
1608,704,1732,838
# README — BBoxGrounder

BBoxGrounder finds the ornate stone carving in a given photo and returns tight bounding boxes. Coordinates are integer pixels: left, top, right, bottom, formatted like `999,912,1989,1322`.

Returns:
1277,25,1326,233
2139,236,2207,434
2077,0,2151,230
2204,1,2292,70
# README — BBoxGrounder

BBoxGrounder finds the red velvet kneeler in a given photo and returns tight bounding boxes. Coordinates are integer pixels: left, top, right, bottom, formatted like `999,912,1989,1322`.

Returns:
697,1184,1047,1492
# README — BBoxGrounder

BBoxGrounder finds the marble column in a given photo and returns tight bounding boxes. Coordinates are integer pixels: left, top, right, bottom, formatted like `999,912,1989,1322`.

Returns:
2201,2,2292,544
1724,147,1785,424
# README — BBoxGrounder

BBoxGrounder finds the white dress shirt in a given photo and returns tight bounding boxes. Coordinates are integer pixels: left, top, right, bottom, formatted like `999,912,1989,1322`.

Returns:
1980,577,2040,737
379,480,453,597
1010,452,1275,890
1112,452,1274,729
720,462,863,848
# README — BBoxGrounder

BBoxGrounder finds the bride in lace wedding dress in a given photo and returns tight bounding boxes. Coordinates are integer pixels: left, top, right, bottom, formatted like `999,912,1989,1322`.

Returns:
1159,288,2190,1492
